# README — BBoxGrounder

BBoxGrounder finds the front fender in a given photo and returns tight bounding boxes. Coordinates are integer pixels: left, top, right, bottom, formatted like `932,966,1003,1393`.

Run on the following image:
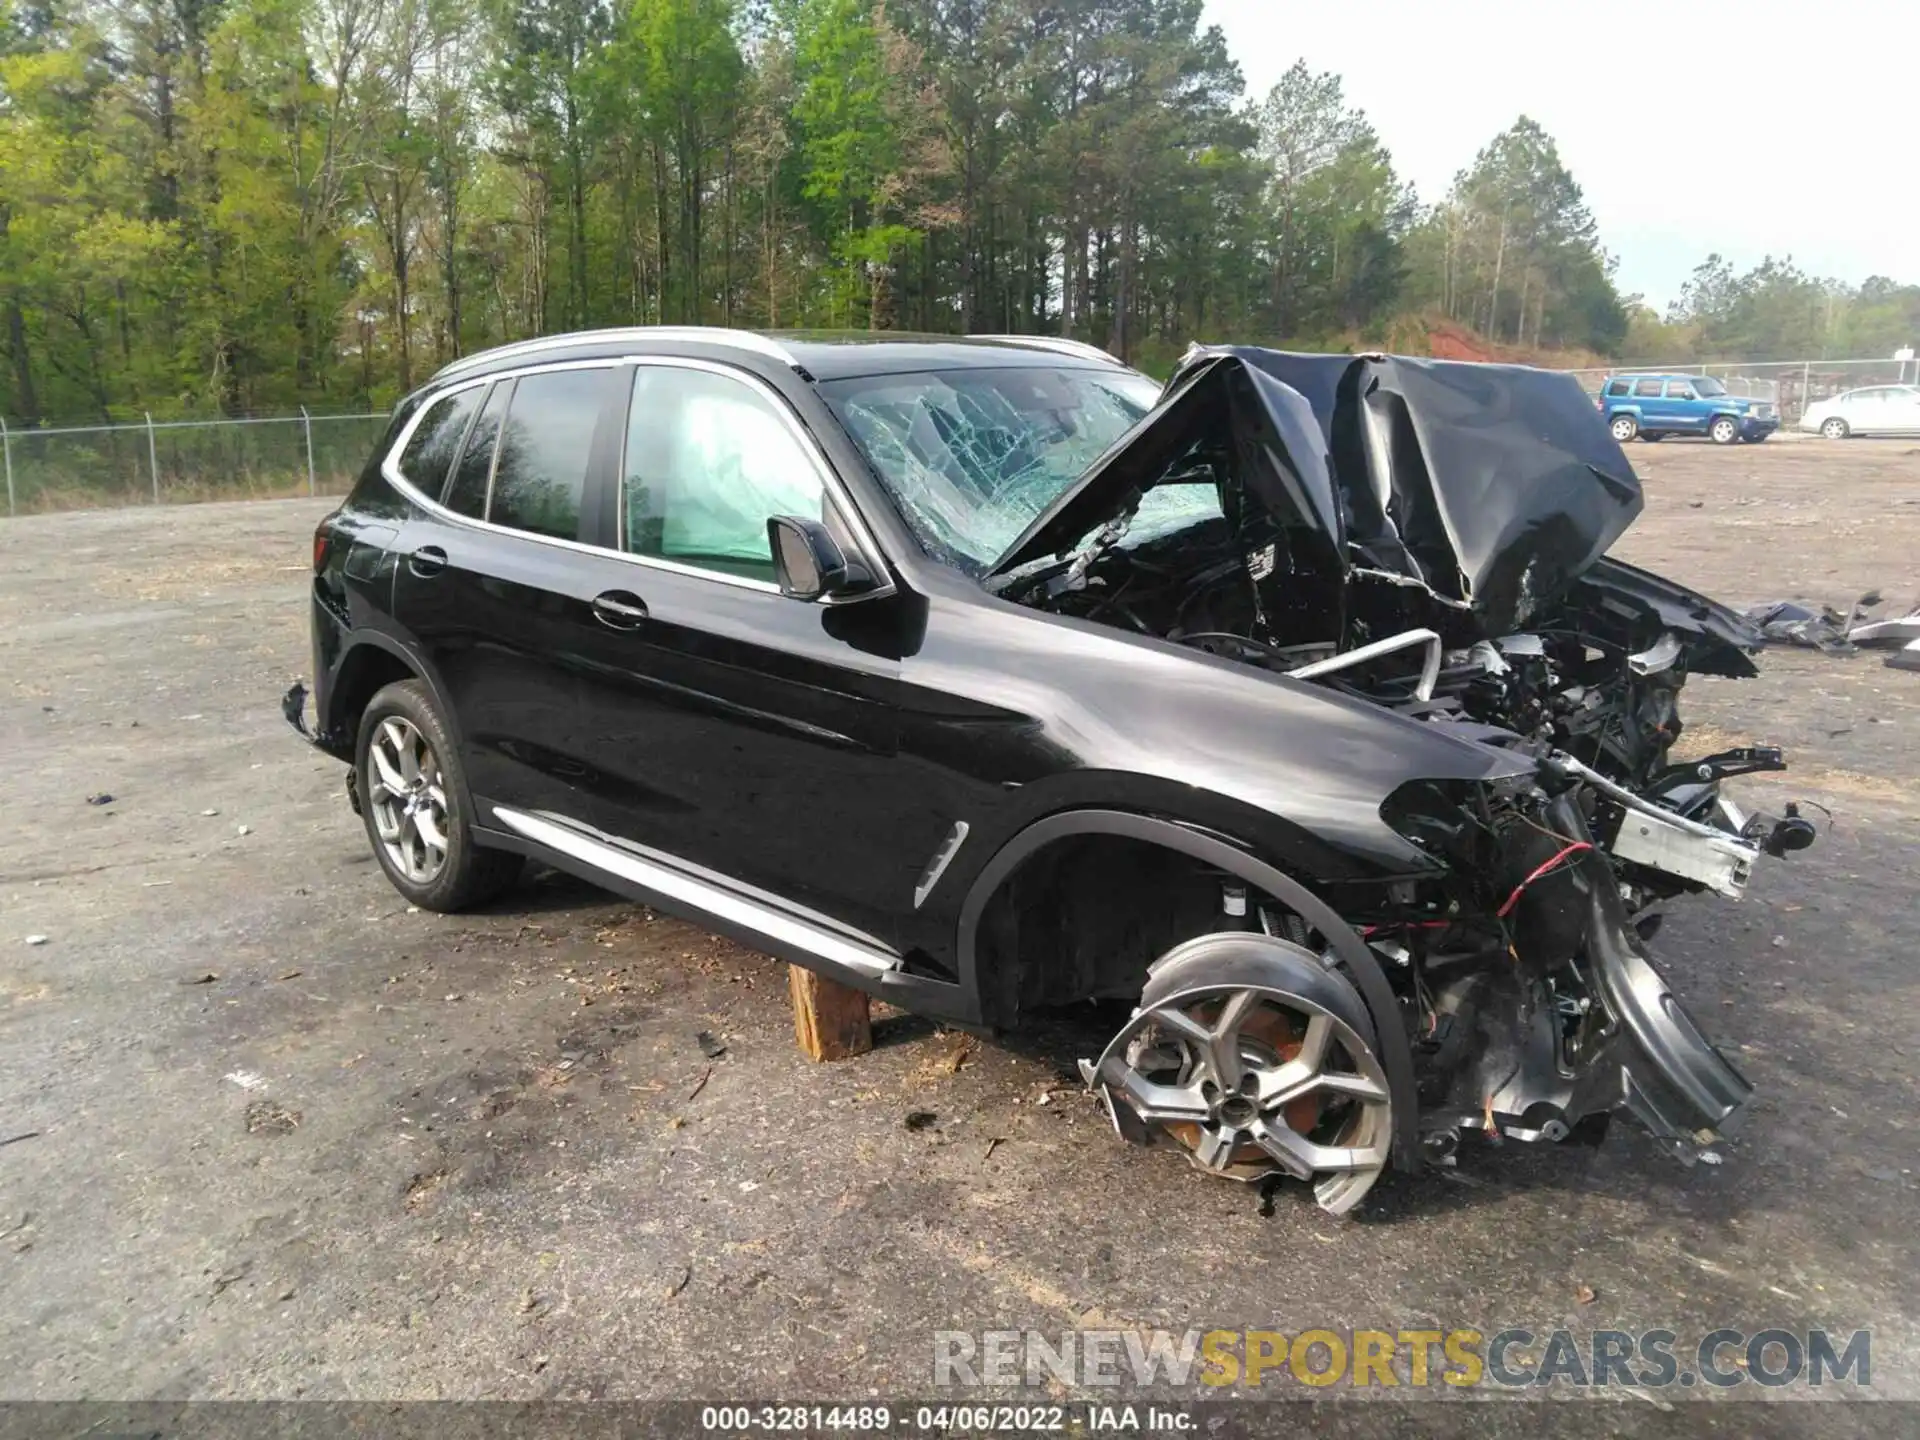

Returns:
952,807,1423,1174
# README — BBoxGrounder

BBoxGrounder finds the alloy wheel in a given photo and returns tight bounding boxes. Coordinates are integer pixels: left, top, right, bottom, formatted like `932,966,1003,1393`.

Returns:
1090,982,1393,1214
1822,418,1848,440
367,716,450,884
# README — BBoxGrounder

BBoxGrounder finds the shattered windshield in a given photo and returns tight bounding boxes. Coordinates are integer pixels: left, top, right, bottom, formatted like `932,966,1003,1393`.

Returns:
819,366,1163,574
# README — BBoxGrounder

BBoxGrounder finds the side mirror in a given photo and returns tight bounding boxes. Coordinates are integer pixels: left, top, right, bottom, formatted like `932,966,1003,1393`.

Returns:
768,515,867,601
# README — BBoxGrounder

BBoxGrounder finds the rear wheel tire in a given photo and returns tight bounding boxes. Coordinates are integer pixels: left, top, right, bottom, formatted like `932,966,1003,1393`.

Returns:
1710,415,1741,445
1609,414,1638,443
1821,417,1850,440
356,679,523,912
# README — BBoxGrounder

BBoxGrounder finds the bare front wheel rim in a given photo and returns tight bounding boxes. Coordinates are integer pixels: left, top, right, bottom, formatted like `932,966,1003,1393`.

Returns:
368,716,449,885
1094,983,1393,1214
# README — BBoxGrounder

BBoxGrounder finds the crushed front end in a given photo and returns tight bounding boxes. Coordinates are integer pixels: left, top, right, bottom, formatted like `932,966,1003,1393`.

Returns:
1003,347,1817,1207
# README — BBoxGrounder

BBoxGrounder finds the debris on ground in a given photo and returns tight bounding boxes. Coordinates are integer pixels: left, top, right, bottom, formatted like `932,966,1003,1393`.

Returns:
0,1132,41,1149
686,1065,713,1101
1747,592,1920,665
183,971,218,985
903,1110,937,1131
85,793,113,806
1576,1284,1598,1305
1744,599,1861,652
695,1031,727,1059
665,1264,692,1299
244,1100,301,1136
24,935,48,947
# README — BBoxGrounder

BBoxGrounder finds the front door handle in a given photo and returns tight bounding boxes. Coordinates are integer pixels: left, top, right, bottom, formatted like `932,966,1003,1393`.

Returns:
591,590,649,630
409,545,448,578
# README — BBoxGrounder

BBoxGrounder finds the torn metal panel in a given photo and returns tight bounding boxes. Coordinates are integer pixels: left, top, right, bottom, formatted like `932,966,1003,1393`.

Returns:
1176,348,1645,633
1849,612,1920,646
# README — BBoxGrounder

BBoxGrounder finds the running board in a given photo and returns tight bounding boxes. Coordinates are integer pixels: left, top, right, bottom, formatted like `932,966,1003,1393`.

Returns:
489,806,899,979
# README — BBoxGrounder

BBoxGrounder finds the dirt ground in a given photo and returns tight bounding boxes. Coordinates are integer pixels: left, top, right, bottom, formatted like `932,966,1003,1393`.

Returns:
3,434,1919,1430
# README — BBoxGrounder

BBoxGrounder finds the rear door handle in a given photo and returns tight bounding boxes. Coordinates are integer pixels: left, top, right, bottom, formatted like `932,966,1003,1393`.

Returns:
591,590,649,630
408,545,448,578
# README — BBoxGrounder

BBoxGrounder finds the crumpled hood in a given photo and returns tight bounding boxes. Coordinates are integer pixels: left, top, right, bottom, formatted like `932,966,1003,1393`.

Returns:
989,346,1647,637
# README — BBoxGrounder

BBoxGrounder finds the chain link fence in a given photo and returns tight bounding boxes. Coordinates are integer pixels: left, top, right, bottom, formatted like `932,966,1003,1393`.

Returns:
1557,357,1920,424
0,410,392,517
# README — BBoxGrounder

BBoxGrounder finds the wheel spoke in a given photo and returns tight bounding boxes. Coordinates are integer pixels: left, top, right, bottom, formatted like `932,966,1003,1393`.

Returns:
370,740,407,796
413,804,447,854
1203,989,1259,1091
1099,1057,1209,1125
372,803,403,843
1251,1118,1386,1178
1191,1123,1240,1171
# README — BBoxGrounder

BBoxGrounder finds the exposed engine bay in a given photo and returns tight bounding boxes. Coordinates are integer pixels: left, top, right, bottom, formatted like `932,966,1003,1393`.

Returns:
990,347,1818,1211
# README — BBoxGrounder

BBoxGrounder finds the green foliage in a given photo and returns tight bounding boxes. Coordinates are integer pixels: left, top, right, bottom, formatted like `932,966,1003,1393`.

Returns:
1,1,1909,426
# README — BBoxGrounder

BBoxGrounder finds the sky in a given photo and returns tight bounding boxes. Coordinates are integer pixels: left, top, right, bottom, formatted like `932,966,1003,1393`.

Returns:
1202,0,1920,313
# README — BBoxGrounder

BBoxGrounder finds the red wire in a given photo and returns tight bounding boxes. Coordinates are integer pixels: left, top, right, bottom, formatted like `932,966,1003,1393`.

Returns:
1496,841,1594,919
1360,839,1596,935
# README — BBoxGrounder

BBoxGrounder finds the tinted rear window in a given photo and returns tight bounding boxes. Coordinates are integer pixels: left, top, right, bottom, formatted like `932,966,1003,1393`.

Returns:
489,369,611,541
445,381,508,519
1632,378,1663,398
1605,379,1629,396
398,389,481,495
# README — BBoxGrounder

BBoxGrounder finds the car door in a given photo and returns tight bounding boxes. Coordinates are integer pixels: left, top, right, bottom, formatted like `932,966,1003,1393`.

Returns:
553,358,939,948
389,360,630,820
1889,387,1920,435
1630,376,1668,430
1661,378,1706,433
1845,387,1890,435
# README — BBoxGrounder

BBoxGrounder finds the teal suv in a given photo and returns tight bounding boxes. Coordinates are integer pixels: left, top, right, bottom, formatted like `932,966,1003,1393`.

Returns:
1598,373,1779,445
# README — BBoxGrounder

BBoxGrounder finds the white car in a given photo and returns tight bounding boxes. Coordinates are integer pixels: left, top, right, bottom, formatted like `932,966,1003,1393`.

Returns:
1799,384,1920,439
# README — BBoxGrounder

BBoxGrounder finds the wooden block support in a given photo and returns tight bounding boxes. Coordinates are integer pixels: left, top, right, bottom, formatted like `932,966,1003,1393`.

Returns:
789,964,873,1062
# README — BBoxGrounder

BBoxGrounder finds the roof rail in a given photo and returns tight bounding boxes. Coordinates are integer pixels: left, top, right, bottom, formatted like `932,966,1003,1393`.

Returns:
431,326,798,384
969,334,1125,366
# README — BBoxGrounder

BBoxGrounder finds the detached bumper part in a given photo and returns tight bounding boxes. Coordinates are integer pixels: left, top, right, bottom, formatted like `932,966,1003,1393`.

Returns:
1544,794,1753,1159
282,680,311,738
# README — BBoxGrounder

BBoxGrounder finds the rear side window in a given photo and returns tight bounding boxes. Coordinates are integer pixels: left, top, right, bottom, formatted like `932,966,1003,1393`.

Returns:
1631,378,1663,398
1605,379,1629,397
397,389,480,495
489,369,612,541
444,382,508,519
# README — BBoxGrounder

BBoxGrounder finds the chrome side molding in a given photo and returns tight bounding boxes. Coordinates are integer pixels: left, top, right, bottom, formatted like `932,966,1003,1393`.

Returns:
490,805,899,978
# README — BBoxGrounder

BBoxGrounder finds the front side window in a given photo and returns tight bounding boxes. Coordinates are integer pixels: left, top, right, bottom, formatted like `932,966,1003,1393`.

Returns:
1631,378,1663,398
1665,381,1696,400
819,365,1162,574
1691,377,1727,397
621,366,825,583
489,368,612,542
397,388,481,496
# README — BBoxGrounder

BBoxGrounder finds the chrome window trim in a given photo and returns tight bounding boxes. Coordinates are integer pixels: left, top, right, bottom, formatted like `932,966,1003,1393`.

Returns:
492,804,899,978
431,326,798,386
613,354,895,603
381,354,894,600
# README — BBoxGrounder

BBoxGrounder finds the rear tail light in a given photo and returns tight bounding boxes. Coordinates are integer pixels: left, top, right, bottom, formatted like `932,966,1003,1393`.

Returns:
313,526,332,573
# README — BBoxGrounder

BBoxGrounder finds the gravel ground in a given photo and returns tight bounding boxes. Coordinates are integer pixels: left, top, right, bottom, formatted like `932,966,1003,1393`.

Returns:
2,437,1918,1431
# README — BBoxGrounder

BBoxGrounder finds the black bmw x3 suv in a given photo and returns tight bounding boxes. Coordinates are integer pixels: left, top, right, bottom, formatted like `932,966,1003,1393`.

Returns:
290,328,1814,1212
